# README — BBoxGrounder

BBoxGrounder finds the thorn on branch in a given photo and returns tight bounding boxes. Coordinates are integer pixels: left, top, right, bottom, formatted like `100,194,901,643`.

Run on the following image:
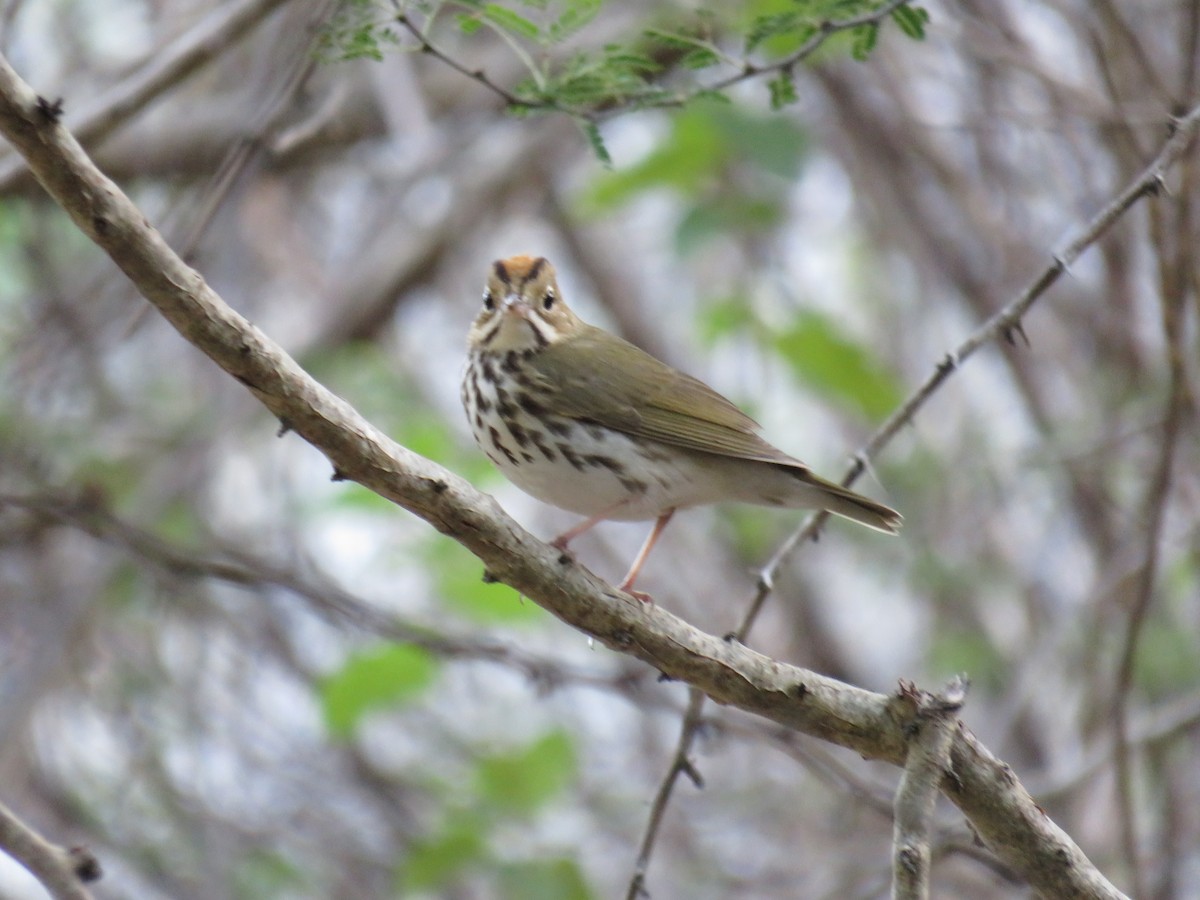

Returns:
68,845,102,882
722,631,738,643
794,681,809,699
276,418,292,437
481,569,499,584
657,670,675,683
679,757,705,788
755,570,774,594
1002,319,1030,348
430,479,448,494
936,353,958,375
35,95,64,123
330,468,347,482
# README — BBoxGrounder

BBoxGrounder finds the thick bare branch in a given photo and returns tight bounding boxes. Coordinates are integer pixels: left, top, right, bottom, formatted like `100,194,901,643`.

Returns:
892,677,968,900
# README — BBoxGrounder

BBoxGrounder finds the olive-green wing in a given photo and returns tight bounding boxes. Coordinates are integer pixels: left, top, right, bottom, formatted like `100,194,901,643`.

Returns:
529,325,801,466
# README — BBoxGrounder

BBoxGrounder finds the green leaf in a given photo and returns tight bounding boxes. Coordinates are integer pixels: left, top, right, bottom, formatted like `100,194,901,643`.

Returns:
475,731,577,815
482,4,541,41
680,47,720,69
697,295,758,346
432,540,543,623
745,11,805,53
675,196,784,253
767,68,798,110
319,643,438,738
233,850,305,900
457,13,484,35
709,105,808,178
581,120,612,166
580,104,726,211
772,309,903,422
547,0,602,42
890,4,930,40
499,859,594,900
850,22,879,61
399,813,489,892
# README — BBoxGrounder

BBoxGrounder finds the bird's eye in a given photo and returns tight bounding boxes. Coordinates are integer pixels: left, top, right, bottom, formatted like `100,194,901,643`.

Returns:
483,291,495,311
542,290,555,311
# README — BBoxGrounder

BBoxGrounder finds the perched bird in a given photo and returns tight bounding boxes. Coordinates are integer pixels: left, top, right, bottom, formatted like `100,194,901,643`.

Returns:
461,255,900,601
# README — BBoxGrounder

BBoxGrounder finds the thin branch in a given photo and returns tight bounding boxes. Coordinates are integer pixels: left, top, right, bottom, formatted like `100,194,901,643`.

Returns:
625,687,707,900
630,98,1200,892
395,0,914,122
0,0,299,191
0,49,1142,900
0,489,630,696
1110,148,1193,899
891,677,968,900
395,12,537,111
0,800,100,900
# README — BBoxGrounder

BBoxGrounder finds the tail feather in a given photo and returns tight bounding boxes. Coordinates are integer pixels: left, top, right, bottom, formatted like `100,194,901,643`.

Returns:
800,471,902,534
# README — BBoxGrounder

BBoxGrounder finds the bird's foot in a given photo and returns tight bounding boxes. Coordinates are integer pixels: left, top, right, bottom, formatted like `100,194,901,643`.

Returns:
617,579,655,605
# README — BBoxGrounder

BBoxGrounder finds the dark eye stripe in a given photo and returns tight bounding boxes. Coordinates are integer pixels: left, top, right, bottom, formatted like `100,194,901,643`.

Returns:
526,314,551,348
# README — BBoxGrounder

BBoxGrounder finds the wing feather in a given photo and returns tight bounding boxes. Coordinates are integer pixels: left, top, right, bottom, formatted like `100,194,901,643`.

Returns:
528,326,803,467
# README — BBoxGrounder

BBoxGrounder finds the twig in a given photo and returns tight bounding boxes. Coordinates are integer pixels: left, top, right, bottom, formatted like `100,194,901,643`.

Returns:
396,0,915,122
891,677,968,900
0,49,1140,899
0,800,100,900
395,11,543,112
625,687,707,900
1110,157,1192,899
630,98,1200,893
0,489,627,695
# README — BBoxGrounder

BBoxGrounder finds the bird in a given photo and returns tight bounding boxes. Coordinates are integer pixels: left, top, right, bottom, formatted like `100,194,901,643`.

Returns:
461,254,900,601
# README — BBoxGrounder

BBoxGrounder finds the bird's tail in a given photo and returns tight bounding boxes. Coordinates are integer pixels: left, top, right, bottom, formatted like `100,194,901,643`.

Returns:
803,471,902,534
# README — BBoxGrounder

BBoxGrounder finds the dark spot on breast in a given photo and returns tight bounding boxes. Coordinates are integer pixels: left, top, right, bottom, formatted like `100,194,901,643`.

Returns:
545,419,572,438
517,393,546,416
507,421,530,448
489,426,519,465
619,477,649,494
531,432,556,461
494,385,516,419
556,443,586,471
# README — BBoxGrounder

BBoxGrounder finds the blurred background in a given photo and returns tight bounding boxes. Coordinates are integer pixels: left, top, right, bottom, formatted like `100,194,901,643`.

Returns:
0,0,1197,897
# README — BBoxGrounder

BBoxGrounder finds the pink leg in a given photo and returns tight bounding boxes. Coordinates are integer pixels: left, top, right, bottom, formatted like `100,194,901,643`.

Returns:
617,509,675,603
551,499,631,550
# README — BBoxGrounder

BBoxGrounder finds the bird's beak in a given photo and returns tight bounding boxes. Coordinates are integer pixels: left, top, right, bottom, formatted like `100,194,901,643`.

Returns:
502,294,531,320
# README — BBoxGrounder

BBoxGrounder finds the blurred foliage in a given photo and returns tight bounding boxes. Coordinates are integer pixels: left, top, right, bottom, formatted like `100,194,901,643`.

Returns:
580,99,809,253
319,642,440,737
398,731,585,894
431,538,546,623
322,0,928,157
